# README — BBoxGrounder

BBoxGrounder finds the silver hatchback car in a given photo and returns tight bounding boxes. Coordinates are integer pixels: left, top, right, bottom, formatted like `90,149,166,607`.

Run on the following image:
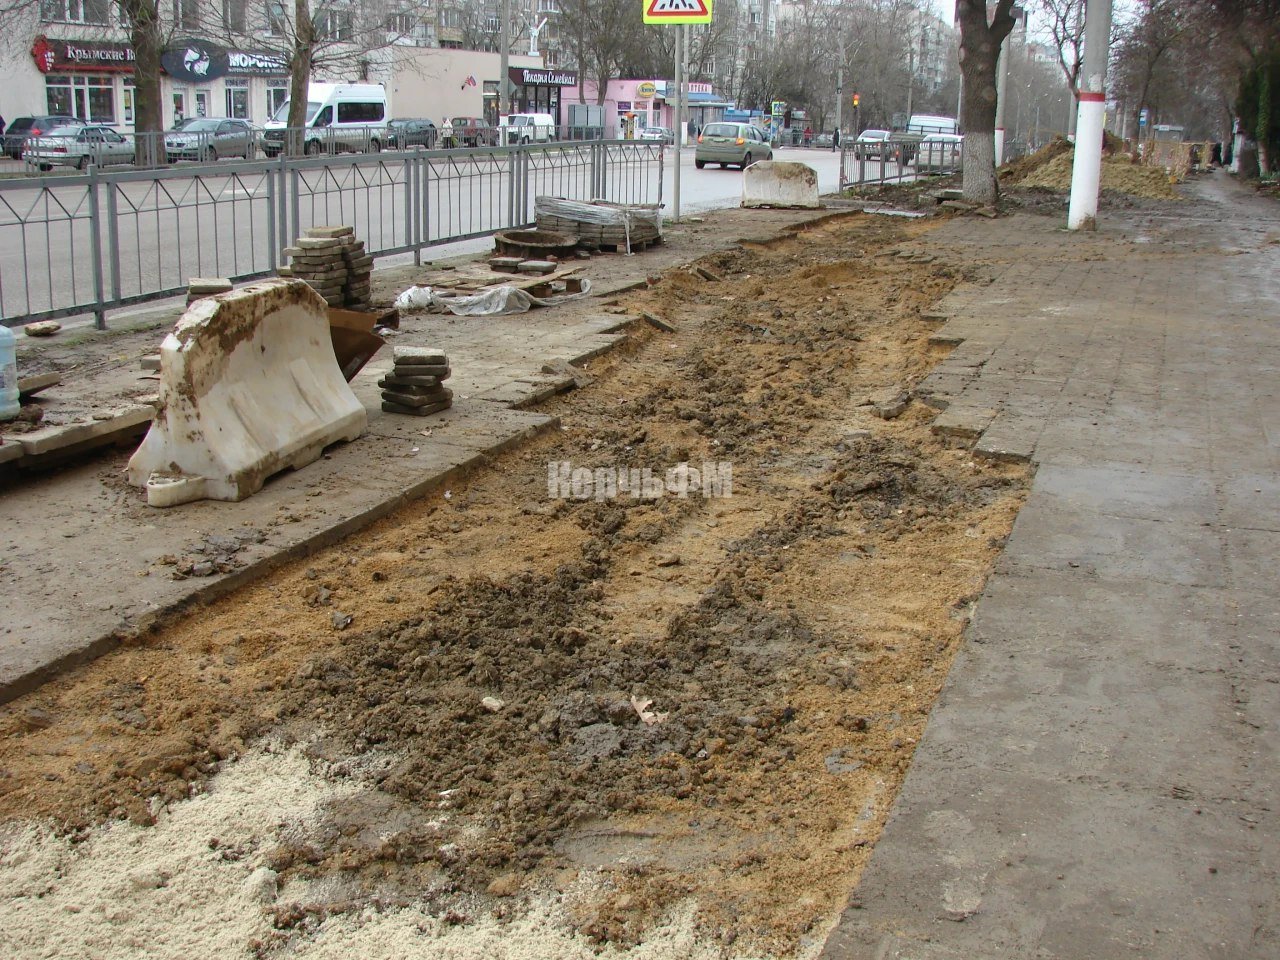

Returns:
695,122,773,170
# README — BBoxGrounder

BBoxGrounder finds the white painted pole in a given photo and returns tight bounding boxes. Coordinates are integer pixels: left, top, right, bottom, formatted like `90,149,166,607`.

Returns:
499,0,510,119
673,24,683,223
994,43,1008,167
1067,0,1113,230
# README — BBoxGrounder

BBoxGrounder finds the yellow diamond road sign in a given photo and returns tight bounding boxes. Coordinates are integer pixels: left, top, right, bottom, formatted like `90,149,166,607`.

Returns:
643,0,712,25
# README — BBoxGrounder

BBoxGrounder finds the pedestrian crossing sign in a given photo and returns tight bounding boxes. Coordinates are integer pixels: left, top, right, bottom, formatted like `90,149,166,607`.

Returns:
643,0,713,24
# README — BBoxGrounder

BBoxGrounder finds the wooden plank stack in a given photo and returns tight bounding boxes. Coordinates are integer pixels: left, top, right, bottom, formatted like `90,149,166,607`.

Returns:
379,346,453,416
279,226,374,308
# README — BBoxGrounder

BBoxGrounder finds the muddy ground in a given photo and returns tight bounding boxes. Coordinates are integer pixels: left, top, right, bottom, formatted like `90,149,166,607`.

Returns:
0,210,1029,958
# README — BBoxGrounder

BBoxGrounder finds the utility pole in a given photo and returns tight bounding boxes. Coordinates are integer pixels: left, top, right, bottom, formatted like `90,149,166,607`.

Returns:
673,24,683,222
995,5,1024,166
994,43,1008,164
906,45,915,119
499,0,511,119
1067,0,1113,230
835,34,844,137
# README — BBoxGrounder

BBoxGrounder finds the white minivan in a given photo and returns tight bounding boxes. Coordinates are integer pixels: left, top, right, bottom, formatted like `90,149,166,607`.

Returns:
261,83,388,156
501,113,556,145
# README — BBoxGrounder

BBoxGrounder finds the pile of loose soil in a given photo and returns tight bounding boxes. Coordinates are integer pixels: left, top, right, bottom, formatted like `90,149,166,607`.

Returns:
1010,148,1182,200
0,213,1029,957
997,136,1073,184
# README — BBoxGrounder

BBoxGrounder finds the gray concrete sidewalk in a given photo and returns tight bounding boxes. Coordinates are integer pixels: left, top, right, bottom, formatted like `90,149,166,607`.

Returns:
821,174,1280,958
0,205,835,705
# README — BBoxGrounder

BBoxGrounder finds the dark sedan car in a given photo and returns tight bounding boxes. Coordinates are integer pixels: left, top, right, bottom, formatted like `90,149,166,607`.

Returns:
4,115,77,159
387,118,437,150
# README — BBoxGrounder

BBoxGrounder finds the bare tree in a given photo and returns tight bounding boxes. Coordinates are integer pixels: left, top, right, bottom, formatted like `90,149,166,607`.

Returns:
956,0,1019,204
0,0,180,163
1112,0,1187,149
207,0,435,154
559,0,640,104
1035,0,1085,97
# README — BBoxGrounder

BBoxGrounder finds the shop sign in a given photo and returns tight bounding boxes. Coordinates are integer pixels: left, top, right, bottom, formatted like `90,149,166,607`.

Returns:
637,81,656,99
509,67,578,86
161,39,230,83
31,35,135,73
227,50,289,76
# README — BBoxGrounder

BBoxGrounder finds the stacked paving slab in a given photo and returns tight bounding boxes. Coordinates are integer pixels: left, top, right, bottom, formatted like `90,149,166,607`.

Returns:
186,277,233,306
379,346,453,416
280,226,374,308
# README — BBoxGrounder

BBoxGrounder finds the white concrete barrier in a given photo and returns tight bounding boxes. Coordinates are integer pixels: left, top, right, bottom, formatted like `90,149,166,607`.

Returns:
741,161,821,209
127,279,366,507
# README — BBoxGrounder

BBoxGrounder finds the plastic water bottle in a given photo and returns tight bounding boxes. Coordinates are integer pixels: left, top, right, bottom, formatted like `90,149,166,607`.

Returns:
0,324,19,421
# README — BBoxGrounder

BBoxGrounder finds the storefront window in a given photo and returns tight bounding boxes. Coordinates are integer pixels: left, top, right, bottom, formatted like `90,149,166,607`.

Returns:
226,80,249,118
122,81,134,125
46,75,116,123
267,84,288,119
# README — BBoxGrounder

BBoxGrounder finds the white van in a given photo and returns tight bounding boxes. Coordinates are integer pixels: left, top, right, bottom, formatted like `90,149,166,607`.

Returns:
501,113,556,145
262,83,388,156
906,114,959,136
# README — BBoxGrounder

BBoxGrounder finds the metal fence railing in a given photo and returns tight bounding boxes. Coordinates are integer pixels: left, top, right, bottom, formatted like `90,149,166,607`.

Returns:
839,137,966,189
0,139,663,328
0,126,625,178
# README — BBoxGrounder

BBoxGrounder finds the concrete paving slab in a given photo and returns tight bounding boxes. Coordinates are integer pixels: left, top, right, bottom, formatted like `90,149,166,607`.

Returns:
823,173,1280,960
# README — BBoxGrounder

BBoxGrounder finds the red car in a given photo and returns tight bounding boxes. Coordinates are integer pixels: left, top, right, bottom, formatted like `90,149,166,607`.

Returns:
443,116,495,147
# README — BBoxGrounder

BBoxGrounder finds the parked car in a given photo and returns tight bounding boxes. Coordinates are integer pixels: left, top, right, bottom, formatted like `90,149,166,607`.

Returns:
387,118,437,150
812,132,834,148
444,117,495,147
164,117,256,162
854,128,891,158
694,122,773,170
4,115,77,159
637,126,674,145
501,112,556,144
261,83,388,156
916,133,963,173
24,124,134,171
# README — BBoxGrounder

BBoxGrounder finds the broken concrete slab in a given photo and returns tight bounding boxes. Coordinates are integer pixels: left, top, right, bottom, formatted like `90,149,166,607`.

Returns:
17,372,60,398
741,161,821,209
16,403,154,458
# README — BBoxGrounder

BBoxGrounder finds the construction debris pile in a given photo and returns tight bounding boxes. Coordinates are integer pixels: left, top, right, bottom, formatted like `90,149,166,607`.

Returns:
379,345,453,416
279,226,374,308
534,196,663,253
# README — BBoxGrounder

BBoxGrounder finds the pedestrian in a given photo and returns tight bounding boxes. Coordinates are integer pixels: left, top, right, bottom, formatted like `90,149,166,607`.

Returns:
804,125,812,146
832,128,840,152
440,116,454,148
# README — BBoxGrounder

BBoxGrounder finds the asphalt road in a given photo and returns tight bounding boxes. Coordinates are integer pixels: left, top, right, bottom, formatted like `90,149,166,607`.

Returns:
0,144,897,325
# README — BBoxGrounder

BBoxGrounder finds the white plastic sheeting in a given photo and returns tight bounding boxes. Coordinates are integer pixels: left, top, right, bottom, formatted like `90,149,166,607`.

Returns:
394,278,592,316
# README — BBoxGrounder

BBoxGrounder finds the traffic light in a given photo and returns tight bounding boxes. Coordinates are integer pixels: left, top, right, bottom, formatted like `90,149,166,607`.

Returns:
852,93,860,108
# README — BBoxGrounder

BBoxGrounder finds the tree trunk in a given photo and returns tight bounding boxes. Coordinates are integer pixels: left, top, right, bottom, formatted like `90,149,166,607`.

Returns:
286,0,315,156
956,0,1016,207
119,0,164,167
1257,62,1272,175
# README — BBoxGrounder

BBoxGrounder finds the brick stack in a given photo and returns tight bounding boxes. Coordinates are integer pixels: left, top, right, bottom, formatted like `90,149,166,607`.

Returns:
379,346,453,416
280,226,374,309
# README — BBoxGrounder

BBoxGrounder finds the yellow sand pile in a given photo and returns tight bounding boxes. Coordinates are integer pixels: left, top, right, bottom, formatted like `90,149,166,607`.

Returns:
1011,149,1181,200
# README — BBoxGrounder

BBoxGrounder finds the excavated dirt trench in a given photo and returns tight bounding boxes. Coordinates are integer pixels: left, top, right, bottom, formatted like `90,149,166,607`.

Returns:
0,211,1029,958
